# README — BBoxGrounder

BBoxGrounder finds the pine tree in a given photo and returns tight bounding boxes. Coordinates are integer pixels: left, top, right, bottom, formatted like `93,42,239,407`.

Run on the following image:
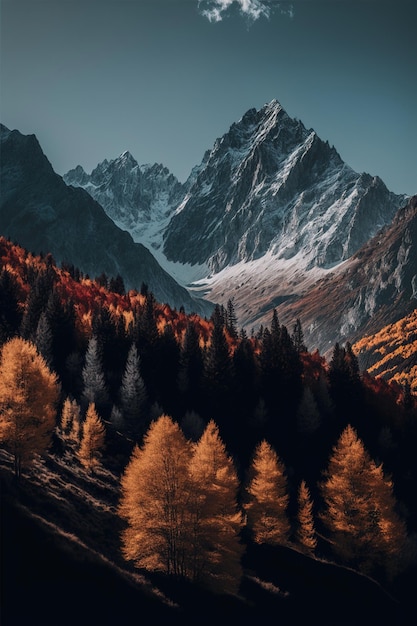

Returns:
0,268,22,344
226,298,238,340
297,386,321,435
119,343,148,436
0,338,60,477
320,424,407,578
204,305,233,417
82,335,110,415
292,318,307,353
188,420,244,594
296,480,317,552
154,323,181,415
178,321,204,408
20,269,54,341
45,289,77,378
119,415,192,577
35,311,54,368
244,440,290,545
78,403,106,472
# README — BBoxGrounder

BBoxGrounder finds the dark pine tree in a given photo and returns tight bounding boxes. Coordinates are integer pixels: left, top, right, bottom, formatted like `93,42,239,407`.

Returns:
45,289,78,382
109,273,126,295
34,311,54,368
81,335,110,417
230,333,259,466
225,298,238,340
133,292,160,402
0,268,23,345
292,318,307,354
120,342,149,438
92,305,128,401
203,304,233,431
328,342,364,439
178,320,205,413
153,323,181,417
20,269,55,340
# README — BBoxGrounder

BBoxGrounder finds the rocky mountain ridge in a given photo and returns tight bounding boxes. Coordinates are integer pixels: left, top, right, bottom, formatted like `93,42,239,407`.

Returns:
63,100,411,351
0,124,211,316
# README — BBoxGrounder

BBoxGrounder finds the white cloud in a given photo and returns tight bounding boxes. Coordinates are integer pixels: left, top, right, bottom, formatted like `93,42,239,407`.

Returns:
198,0,294,23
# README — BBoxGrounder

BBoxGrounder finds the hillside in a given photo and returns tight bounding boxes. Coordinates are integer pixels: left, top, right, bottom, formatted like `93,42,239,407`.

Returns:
1,237,416,626
2,445,407,626
353,309,417,393
0,124,211,316
274,194,417,355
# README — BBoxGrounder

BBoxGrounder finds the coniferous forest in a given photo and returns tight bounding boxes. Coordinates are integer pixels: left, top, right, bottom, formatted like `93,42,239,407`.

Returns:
1,235,417,626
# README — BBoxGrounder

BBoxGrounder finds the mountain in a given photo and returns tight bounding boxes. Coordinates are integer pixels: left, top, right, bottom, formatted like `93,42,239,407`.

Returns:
163,100,406,273
64,154,185,254
0,124,211,316
276,194,417,355
63,101,409,344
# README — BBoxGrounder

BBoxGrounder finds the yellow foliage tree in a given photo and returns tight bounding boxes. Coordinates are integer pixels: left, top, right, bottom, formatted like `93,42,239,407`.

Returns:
244,439,290,545
119,415,192,576
0,337,60,477
320,424,407,578
77,403,106,471
60,396,81,443
296,480,317,552
188,419,244,594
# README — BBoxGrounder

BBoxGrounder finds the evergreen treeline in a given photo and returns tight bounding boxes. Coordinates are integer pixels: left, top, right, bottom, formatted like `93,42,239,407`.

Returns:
1,236,416,597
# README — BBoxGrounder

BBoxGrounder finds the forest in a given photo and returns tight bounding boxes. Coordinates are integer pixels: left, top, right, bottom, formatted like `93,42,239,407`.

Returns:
1,235,416,624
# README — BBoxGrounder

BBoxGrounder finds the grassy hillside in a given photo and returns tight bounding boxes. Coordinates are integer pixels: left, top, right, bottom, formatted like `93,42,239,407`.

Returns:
353,309,417,393
1,445,409,626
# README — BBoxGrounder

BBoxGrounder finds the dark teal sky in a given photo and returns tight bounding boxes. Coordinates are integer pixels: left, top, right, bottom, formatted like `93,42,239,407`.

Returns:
1,0,416,194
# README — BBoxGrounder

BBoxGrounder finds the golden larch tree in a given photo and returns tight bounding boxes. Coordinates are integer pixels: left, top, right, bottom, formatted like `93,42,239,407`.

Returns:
119,414,192,577
320,424,407,578
60,396,81,443
296,479,317,552
244,439,291,545
0,337,60,477
188,419,244,594
78,403,106,471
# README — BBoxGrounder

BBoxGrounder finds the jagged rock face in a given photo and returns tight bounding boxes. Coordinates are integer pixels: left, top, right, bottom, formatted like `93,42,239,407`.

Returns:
64,155,185,250
0,124,211,316
276,195,417,354
162,100,406,273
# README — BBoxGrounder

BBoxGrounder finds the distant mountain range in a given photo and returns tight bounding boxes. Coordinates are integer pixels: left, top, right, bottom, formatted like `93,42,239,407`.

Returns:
63,100,413,352
1,100,415,352
0,124,211,316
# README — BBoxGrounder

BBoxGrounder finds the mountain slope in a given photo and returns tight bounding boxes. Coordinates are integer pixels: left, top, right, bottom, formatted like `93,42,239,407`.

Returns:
63,101,408,341
163,100,406,274
353,308,417,392
0,124,211,315
1,446,405,626
276,195,417,354
64,154,185,254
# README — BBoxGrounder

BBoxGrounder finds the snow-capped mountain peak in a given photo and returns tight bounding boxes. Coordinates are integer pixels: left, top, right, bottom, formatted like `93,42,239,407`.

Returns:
63,100,408,335
64,153,186,254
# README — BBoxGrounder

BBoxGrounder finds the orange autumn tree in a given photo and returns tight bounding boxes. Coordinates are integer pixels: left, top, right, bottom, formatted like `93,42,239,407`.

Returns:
0,337,60,477
77,403,106,472
320,424,407,578
296,479,317,552
119,415,244,593
188,420,244,594
244,439,291,545
119,415,192,577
